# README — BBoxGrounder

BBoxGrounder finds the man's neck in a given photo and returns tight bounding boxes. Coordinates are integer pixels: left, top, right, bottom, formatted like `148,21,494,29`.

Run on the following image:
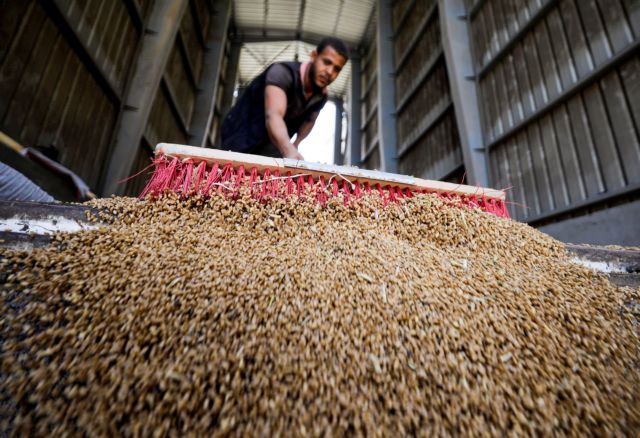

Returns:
302,62,320,99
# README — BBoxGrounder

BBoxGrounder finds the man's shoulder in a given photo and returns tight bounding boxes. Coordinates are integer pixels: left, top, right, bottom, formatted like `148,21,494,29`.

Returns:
266,61,300,78
270,61,300,70
265,61,300,90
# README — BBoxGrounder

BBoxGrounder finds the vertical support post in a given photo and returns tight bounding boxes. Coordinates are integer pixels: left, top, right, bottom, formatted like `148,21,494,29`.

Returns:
333,98,344,165
103,0,188,196
376,0,398,173
189,0,232,147
438,0,489,186
348,55,362,166
219,40,242,122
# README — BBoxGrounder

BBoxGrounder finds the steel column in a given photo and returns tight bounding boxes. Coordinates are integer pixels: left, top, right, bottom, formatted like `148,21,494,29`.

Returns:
438,0,489,186
189,0,232,147
348,56,362,166
375,0,398,173
333,98,344,165
102,0,188,195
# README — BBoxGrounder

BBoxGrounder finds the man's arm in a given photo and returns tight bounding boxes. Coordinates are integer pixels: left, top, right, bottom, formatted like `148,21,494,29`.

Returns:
264,85,304,160
293,111,319,148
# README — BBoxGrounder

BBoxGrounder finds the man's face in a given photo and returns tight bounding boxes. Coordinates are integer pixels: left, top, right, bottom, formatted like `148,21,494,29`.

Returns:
309,46,347,89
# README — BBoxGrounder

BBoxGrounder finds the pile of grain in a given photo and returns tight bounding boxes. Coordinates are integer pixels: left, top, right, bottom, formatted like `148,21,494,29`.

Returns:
1,193,638,436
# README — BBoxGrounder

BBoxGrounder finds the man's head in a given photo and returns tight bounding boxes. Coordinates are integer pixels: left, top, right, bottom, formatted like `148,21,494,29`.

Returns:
308,37,349,90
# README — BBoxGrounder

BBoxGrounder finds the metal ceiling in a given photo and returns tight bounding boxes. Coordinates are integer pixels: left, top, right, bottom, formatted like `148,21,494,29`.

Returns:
232,0,376,98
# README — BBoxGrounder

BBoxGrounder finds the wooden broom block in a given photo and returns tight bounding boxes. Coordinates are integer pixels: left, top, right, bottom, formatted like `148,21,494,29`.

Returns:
155,143,506,201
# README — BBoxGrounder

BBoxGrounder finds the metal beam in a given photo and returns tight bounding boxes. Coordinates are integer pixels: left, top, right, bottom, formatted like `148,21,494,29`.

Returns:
189,0,232,147
439,0,489,186
296,0,307,39
234,28,359,53
375,0,398,173
102,0,188,196
333,98,344,165
348,56,362,166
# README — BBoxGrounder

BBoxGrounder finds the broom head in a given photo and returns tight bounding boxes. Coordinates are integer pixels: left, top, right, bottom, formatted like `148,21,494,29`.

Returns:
139,143,509,218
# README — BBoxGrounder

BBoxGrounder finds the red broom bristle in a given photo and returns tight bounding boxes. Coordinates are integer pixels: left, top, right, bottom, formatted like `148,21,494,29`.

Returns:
285,171,294,196
138,156,510,218
180,160,194,197
192,161,207,194
342,180,351,205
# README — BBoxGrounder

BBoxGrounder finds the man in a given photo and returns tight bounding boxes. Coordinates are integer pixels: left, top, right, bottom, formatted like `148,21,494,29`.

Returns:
221,37,348,160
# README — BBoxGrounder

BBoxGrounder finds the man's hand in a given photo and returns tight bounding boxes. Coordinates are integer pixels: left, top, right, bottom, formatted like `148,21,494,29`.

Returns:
283,144,304,161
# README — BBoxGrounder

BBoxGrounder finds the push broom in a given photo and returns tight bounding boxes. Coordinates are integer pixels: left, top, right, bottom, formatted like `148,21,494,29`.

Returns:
139,143,509,218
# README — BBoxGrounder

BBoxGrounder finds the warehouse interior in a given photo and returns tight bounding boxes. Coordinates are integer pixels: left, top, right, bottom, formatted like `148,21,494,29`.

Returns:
2,2,640,434
0,0,639,245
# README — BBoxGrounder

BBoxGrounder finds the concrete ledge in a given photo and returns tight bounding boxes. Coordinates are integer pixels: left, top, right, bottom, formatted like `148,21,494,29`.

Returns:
0,200,101,250
567,243,640,288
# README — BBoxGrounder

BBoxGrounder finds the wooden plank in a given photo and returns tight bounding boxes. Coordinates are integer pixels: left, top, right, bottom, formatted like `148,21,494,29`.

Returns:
516,130,542,216
582,83,627,190
495,145,514,216
596,0,634,54
512,44,536,118
575,0,613,66
3,17,57,140
103,3,128,92
0,0,33,65
566,94,606,197
527,121,556,211
19,33,68,146
505,53,524,124
539,114,570,208
80,95,110,183
495,61,515,130
0,1,46,123
559,0,595,78
600,70,640,185
58,68,93,177
487,69,505,139
546,8,578,90
505,138,527,220
619,57,640,142
522,33,548,109
52,61,88,160
551,105,587,203
93,98,119,189
91,0,119,82
37,49,81,147
621,0,640,38
533,20,563,101
75,85,107,189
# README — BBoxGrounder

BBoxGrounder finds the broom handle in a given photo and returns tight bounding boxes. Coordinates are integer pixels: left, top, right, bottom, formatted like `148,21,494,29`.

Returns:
155,143,505,200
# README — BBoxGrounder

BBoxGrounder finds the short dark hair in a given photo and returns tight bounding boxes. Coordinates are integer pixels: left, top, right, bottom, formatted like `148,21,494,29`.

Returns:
316,37,349,61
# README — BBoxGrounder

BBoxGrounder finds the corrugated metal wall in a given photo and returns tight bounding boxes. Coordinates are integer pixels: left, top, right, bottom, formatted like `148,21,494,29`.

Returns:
360,14,381,171
0,0,139,192
392,0,464,182
464,0,640,222
1,0,226,197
